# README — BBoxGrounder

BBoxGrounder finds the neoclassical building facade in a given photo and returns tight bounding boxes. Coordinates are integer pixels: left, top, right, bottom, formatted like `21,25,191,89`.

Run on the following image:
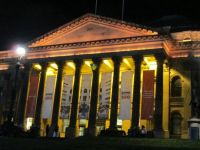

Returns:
0,14,200,138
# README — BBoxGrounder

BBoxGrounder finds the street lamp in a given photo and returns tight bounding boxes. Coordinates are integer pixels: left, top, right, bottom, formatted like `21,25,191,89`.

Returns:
16,47,26,59
8,46,26,123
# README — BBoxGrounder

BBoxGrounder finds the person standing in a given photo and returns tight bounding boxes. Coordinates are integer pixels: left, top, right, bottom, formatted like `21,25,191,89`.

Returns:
45,124,49,137
140,125,147,137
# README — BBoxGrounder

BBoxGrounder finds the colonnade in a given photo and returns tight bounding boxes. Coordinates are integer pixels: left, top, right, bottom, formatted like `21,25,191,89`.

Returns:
18,54,165,137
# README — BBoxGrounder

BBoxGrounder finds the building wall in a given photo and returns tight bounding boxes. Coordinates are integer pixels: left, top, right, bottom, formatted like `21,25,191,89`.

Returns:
169,59,191,139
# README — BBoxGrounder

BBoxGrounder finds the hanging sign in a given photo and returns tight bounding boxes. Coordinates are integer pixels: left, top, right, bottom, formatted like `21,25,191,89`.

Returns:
60,75,73,119
119,71,133,120
26,75,39,117
141,70,154,120
79,74,92,119
98,72,112,119
41,75,56,119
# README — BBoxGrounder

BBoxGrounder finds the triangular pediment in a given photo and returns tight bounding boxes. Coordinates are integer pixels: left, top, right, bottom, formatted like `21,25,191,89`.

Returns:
29,14,157,47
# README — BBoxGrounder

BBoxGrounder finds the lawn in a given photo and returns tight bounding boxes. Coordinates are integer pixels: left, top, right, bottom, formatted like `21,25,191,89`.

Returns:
0,136,200,150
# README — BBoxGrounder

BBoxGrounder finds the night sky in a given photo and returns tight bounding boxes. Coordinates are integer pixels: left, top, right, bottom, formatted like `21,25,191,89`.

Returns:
0,0,200,50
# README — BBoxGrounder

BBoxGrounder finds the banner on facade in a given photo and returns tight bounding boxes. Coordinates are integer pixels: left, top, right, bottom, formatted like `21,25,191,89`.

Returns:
60,75,73,119
119,71,133,120
26,75,39,118
79,74,92,119
98,72,112,119
141,70,154,120
41,75,56,119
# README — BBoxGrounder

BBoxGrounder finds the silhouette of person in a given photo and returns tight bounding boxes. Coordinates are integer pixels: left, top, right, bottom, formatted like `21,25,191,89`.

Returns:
140,125,147,137
46,124,49,137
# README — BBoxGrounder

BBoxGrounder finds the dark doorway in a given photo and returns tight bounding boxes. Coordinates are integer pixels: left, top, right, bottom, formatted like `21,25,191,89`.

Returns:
170,112,182,138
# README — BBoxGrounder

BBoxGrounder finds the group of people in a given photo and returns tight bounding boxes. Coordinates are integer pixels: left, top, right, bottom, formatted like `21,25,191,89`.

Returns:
45,124,59,138
128,125,148,137
46,124,147,138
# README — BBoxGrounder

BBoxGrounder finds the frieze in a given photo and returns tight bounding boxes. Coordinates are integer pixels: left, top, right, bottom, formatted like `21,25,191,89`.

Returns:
166,40,200,50
29,35,166,51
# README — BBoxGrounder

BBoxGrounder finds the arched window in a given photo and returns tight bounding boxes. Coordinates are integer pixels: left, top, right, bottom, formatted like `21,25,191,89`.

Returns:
171,76,182,97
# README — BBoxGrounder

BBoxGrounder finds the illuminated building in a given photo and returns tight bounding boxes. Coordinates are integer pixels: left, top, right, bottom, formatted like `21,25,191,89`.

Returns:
0,14,200,139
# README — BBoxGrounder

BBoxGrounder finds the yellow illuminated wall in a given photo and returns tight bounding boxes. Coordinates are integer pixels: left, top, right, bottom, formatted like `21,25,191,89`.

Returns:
169,60,191,139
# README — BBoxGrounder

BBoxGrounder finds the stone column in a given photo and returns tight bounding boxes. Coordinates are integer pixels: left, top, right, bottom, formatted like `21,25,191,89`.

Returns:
34,62,48,129
109,57,121,130
87,58,101,136
8,63,20,123
0,72,6,124
154,54,164,137
3,73,11,122
49,61,65,136
16,63,32,127
66,59,82,138
130,55,142,129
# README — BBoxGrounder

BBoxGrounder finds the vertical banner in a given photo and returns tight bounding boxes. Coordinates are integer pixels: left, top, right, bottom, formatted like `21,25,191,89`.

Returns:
79,74,92,119
141,70,154,120
60,75,73,119
98,72,112,119
26,75,39,117
41,75,56,119
119,71,133,120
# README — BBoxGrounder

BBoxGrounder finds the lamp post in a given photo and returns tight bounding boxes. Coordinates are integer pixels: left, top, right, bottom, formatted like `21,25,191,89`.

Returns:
8,46,26,123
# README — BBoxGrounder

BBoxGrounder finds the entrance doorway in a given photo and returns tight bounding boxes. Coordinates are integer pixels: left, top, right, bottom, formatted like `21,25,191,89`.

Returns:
170,112,182,138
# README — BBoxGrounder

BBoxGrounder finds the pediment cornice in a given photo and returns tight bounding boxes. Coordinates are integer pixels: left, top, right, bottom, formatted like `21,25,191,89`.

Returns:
29,13,158,47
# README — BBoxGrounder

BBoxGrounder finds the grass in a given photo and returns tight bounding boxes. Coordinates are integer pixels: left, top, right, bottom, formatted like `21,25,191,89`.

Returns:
0,136,200,150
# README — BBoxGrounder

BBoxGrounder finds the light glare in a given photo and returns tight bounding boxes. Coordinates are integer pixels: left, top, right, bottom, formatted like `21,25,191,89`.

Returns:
16,47,26,57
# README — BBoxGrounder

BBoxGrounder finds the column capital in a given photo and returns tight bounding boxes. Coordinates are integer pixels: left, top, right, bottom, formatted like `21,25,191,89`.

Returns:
40,62,49,71
132,55,143,64
91,58,101,71
154,54,165,63
112,56,122,66
56,60,66,69
73,59,82,68
92,58,101,64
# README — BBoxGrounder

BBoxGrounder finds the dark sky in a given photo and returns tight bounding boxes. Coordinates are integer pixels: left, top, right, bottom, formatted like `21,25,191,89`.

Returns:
0,0,200,50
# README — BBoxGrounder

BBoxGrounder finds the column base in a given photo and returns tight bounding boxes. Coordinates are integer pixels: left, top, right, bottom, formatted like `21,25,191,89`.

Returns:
128,127,140,137
29,125,40,138
85,127,96,136
153,130,164,138
48,125,55,137
163,130,169,138
65,127,76,138
99,128,125,137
